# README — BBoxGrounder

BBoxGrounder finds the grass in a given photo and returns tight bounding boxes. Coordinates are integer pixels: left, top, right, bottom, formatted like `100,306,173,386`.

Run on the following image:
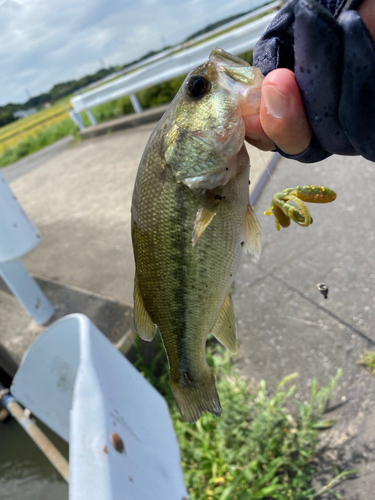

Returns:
134,336,352,499
357,351,375,375
0,99,74,168
0,118,79,168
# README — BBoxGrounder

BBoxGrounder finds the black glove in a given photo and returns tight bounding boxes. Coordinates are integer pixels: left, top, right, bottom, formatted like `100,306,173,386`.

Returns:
253,0,375,163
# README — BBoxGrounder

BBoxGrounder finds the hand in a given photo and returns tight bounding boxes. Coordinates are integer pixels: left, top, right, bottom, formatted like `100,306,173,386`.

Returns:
246,0,375,163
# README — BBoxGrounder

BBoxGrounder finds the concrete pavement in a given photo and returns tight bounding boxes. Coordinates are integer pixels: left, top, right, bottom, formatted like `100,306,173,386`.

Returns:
234,153,375,498
0,112,374,498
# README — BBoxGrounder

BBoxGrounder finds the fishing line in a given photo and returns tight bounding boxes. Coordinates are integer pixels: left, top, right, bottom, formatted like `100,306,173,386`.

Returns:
260,150,274,182
250,152,281,206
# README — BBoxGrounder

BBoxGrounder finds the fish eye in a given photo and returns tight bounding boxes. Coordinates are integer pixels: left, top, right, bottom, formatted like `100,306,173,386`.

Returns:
186,75,211,98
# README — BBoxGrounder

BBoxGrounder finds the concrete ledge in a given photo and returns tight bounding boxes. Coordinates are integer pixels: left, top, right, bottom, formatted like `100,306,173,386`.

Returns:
0,275,134,367
0,274,161,386
79,104,169,140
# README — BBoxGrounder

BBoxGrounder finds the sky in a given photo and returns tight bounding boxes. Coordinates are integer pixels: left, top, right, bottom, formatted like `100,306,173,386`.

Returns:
0,0,267,106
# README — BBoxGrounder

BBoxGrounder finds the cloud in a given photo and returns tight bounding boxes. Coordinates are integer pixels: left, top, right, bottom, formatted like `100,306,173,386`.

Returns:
0,0,23,10
0,0,259,105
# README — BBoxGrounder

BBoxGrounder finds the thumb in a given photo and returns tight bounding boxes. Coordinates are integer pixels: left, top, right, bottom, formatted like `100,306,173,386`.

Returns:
260,69,312,156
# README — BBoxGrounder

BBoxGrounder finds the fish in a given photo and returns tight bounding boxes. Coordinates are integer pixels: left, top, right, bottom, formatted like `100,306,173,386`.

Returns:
131,48,263,423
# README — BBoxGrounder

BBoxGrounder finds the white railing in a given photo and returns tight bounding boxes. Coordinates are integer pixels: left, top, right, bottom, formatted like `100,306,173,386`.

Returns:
70,1,281,129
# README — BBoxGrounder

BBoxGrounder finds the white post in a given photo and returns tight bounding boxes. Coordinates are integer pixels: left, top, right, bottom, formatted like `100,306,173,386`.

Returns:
86,108,97,126
130,93,143,113
69,110,85,130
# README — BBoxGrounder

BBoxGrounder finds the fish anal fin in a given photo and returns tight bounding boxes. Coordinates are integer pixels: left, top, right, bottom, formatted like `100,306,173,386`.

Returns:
133,276,157,341
243,203,262,260
210,292,237,354
192,192,223,246
170,368,222,423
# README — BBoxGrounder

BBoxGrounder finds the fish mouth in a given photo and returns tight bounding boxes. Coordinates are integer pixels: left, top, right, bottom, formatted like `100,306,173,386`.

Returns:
209,48,250,68
210,47,263,87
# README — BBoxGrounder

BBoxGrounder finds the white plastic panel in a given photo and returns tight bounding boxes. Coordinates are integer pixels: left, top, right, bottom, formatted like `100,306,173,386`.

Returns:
11,315,80,441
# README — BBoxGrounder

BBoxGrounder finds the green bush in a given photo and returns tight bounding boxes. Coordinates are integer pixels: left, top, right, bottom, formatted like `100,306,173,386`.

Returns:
139,75,186,108
89,96,134,123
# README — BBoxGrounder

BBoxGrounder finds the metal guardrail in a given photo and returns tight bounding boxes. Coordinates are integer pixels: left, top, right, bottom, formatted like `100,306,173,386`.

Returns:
70,1,282,129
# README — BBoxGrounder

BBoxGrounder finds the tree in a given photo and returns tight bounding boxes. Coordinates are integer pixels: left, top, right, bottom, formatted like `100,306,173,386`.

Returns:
0,110,17,127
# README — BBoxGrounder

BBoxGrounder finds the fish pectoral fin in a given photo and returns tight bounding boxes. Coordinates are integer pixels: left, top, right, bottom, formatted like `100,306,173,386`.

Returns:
210,292,237,354
133,276,157,341
242,203,262,260
192,192,222,246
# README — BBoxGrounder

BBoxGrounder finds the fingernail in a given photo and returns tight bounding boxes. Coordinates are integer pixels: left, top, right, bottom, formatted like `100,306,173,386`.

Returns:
262,85,290,118
246,132,261,141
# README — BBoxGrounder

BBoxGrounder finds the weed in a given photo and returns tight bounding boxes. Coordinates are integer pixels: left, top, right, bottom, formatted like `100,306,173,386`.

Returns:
134,335,349,499
357,351,375,375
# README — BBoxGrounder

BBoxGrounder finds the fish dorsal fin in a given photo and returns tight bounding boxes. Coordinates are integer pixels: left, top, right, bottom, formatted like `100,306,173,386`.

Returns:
210,292,238,354
133,276,157,341
192,192,222,246
243,203,262,260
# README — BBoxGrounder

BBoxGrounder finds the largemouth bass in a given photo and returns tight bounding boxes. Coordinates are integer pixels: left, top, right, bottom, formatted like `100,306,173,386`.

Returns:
131,48,263,423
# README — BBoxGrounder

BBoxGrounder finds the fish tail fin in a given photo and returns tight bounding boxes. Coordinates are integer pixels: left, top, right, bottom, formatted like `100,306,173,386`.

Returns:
170,368,222,423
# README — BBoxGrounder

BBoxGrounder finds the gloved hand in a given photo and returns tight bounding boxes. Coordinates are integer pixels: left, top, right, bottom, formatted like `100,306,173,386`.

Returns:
253,0,375,163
